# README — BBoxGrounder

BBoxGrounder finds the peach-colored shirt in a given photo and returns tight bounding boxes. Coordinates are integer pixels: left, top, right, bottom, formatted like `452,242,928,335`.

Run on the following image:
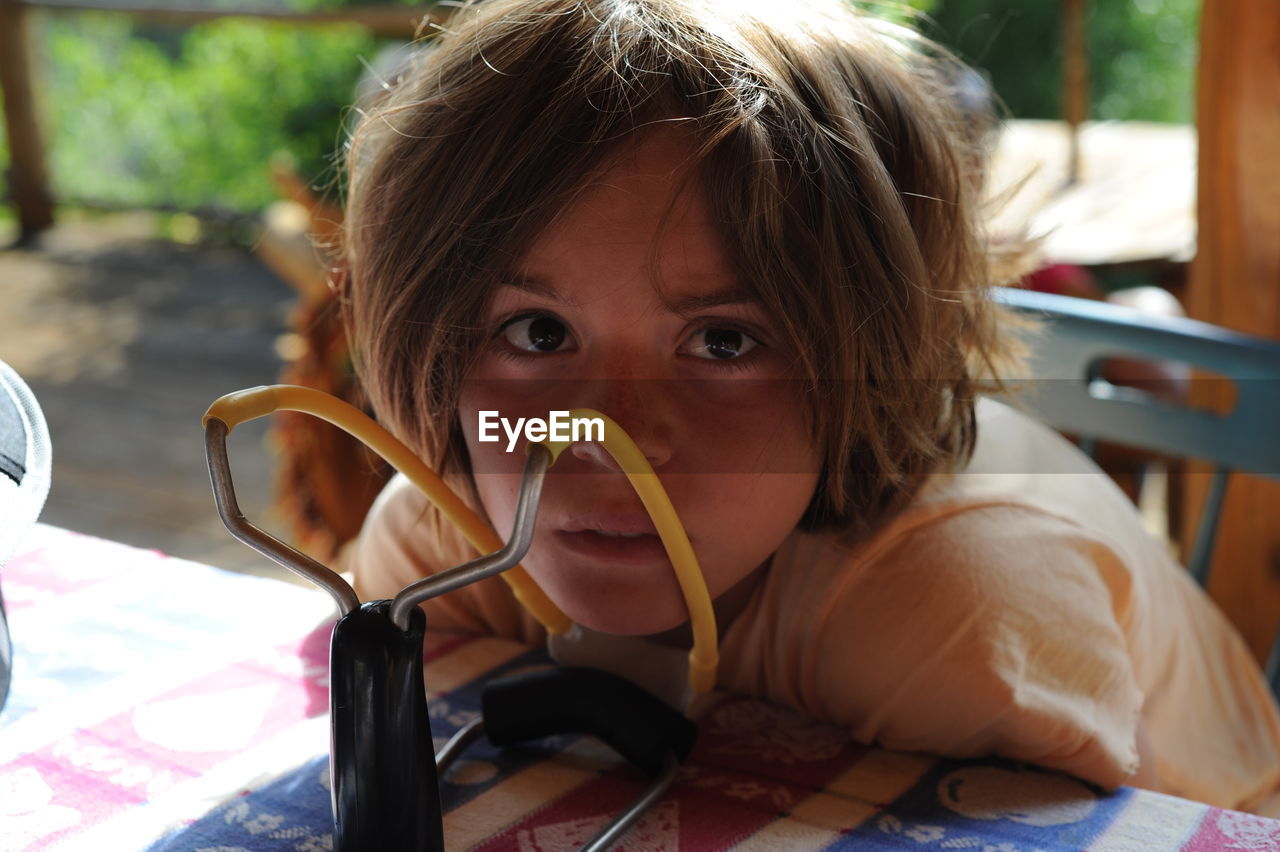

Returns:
350,398,1280,815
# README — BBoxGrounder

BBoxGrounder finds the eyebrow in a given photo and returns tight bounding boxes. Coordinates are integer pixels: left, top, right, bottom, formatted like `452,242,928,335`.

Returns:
662,285,759,318
501,275,574,304
502,274,758,316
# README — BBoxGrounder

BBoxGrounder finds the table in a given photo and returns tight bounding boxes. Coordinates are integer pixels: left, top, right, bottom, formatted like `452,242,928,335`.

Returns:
3,525,1278,851
986,120,1196,267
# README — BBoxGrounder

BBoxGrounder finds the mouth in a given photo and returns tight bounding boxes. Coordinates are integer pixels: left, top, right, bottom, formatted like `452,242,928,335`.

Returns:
553,529,669,563
560,512,659,536
554,513,671,564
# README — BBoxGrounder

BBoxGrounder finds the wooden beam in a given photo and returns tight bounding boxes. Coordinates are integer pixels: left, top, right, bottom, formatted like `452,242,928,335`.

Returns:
17,0,449,39
0,0,54,239
1060,0,1089,186
1186,0,1280,664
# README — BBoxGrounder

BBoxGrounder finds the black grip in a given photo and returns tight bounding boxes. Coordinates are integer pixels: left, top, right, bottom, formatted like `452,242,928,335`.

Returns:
481,667,697,777
329,600,444,852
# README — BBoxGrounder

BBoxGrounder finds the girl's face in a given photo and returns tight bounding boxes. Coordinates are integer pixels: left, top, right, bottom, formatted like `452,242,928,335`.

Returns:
458,127,821,636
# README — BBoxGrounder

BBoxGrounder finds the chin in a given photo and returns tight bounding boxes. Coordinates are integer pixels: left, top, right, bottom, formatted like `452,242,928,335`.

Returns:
568,602,686,636
537,571,689,636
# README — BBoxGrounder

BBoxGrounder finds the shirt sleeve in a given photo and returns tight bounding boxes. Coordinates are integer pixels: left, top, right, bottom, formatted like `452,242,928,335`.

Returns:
809,504,1144,790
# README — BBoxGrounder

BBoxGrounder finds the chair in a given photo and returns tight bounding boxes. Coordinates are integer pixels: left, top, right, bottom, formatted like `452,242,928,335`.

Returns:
992,285,1280,697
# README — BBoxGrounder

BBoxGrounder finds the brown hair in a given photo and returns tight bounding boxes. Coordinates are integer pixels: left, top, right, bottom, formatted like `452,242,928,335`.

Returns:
342,0,1022,538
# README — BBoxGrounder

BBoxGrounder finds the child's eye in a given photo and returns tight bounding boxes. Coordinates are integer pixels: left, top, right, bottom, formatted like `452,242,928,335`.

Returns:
500,314,573,353
683,327,760,361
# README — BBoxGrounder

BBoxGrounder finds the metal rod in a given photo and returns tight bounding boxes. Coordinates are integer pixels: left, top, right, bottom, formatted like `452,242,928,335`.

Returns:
204,418,359,616
580,753,681,852
389,444,551,631
435,717,486,777
1187,465,1230,589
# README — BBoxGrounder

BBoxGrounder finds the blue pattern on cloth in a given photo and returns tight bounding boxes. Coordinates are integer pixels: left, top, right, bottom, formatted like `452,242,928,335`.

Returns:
825,757,1134,851
144,648,569,852
145,755,334,852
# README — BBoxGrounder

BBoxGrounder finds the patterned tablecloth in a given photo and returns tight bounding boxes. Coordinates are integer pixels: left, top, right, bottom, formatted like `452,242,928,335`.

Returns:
3,524,1279,851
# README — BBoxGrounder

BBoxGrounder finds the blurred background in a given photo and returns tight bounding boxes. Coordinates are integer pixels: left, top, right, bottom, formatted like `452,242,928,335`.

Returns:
6,0,1279,659
0,0,1201,217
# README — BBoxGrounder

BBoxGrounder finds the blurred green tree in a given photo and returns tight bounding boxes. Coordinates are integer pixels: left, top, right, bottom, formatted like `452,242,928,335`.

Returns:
38,14,378,212
921,0,1199,123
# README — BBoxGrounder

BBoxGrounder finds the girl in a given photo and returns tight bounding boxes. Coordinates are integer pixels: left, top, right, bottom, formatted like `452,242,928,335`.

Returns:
340,0,1280,815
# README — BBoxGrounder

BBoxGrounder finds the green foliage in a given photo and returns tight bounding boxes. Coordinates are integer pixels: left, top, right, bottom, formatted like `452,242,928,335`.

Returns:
922,0,1199,123
39,14,378,212
1087,0,1199,122
850,0,936,24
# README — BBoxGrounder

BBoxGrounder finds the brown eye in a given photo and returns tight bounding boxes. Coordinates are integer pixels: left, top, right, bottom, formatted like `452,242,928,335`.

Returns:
502,315,571,353
685,327,759,360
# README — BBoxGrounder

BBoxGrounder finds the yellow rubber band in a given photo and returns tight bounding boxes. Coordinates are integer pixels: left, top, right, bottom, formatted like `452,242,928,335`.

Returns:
204,385,571,635
206,387,718,691
539,409,718,693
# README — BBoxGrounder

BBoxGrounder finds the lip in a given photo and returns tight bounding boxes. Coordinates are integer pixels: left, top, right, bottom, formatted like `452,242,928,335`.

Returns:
559,512,661,536
553,529,670,564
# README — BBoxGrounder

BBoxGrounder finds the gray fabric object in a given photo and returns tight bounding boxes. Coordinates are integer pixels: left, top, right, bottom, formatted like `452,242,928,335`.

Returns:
0,361,52,715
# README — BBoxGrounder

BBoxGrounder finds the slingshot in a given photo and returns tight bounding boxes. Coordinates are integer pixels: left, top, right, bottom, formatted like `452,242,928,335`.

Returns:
203,385,718,851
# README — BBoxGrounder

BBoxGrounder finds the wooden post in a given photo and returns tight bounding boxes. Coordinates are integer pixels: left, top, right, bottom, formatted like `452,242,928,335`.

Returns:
0,0,55,239
1187,0,1280,664
1061,0,1088,186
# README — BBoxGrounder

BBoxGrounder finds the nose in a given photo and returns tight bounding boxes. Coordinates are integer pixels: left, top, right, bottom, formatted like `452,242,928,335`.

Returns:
566,375,674,471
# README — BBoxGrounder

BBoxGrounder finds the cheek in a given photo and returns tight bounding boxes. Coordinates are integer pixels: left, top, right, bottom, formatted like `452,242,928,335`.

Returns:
670,389,820,589
672,380,819,476
457,383,529,528
698,471,819,567
457,380,547,475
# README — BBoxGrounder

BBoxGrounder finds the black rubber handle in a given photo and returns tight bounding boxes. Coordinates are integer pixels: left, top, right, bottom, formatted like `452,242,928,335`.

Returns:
329,600,444,852
481,666,697,777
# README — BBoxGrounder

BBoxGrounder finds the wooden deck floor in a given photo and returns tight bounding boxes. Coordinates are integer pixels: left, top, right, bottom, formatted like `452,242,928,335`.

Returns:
0,216,303,583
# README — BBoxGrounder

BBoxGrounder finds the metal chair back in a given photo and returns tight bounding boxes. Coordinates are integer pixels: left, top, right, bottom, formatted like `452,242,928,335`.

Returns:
993,286,1280,695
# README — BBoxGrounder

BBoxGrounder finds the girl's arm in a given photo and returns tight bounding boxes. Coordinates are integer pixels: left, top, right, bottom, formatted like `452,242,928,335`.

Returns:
806,504,1145,792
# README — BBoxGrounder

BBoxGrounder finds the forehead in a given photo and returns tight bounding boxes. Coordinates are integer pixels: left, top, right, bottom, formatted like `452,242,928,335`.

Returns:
574,123,703,210
509,124,747,313
516,125,737,299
